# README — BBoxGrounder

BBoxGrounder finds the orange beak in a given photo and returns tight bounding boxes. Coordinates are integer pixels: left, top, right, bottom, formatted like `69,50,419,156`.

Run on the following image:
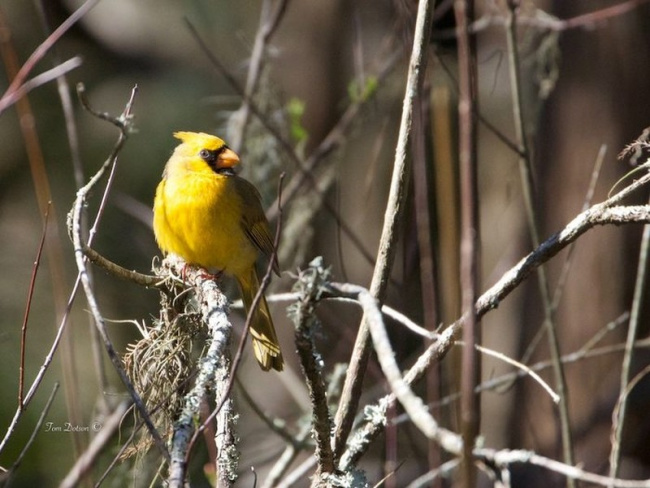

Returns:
217,147,240,169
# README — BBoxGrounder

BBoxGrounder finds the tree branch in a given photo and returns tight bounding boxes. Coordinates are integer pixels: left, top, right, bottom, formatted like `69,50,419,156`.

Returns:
289,259,335,482
332,0,435,459
164,255,234,487
69,84,169,462
340,196,650,467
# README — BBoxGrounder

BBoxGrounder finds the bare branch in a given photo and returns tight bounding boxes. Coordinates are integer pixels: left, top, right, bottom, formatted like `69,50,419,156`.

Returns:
609,198,650,479
261,365,346,488
3,383,59,484
0,57,82,111
229,0,290,152
0,0,99,115
331,282,462,454
18,204,50,408
289,259,335,481
82,245,162,289
464,343,559,403
454,0,481,484
477,446,650,487
164,255,233,487
70,84,169,462
332,0,435,459
505,1,575,480
213,357,237,488
339,197,650,467
59,400,132,488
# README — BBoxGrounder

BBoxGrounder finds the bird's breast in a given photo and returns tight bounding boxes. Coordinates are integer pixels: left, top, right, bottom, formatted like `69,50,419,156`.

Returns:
153,173,258,275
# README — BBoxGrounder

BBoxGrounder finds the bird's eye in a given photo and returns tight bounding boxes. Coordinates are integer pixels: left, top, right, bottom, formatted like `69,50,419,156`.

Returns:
199,149,214,162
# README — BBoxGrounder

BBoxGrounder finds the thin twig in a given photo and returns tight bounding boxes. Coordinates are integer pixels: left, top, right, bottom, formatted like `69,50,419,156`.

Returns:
262,423,313,488
533,0,650,31
456,342,559,403
236,379,297,445
551,145,607,311
71,84,169,461
405,459,460,488
261,364,346,488
265,291,437,332
82,245,163,288
18,203,50,408
304,294,439,340
36,0,112,415
413,84,441,488
391,314,634,418
229,0,290,152
274,455,318,488
332,0,435,460
475,445,650,488
505,3,575,481
609,193,650,481
0,0,99,115
0,281,78,455
431,0,650,40
473,204,650,341
339,195,650,468
434,55,523,157
59,400,132,488
515,145,607,396
94,411,141,487
330,282,461,452
0,6,85,457
34,1,86,190
0,57,82,111
4,383,59,484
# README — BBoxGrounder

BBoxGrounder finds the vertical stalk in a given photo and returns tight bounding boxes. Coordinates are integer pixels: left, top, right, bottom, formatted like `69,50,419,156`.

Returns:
609,201,650,482
453,0,480,486
505,3,575,485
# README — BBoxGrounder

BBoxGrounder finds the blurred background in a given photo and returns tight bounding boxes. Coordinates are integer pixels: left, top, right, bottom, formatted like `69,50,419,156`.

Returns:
2,0,650,486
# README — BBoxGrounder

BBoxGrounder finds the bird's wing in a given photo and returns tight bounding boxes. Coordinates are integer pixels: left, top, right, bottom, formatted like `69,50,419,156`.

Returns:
235,176,280,275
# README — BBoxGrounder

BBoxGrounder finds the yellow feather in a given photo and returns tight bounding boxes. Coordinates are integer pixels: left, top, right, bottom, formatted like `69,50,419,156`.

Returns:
153,132,283,371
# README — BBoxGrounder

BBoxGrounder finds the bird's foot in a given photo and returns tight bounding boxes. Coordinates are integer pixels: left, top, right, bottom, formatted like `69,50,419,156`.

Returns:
199,269,223,282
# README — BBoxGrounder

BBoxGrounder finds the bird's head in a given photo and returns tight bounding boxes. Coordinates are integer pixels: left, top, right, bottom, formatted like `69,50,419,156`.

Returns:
171,131,240,175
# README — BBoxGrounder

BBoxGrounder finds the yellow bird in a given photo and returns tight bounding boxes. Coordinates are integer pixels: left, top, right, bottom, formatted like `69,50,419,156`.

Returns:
153,131,283,371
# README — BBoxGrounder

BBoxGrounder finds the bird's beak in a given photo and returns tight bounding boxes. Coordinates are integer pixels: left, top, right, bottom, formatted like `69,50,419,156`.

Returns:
217,147,240,168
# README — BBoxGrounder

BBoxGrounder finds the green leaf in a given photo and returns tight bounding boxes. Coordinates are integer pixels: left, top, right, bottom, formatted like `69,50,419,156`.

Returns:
348,75,378,103
287,97,308,144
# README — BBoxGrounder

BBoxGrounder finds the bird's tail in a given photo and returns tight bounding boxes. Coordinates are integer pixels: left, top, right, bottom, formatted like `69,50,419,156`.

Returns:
237,268,283,371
